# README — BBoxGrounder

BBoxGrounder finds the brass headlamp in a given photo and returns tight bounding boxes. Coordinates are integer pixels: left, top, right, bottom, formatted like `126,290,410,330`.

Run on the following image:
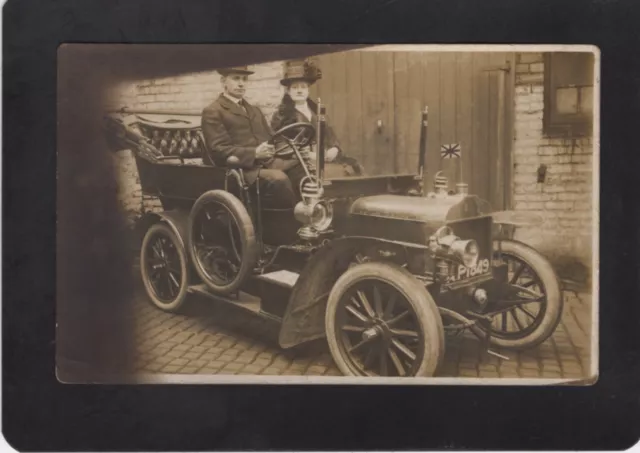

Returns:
295,176,333,240
428,226,479,269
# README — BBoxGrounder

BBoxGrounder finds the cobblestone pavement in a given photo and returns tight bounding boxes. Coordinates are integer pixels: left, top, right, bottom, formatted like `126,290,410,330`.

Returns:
131,279,593,379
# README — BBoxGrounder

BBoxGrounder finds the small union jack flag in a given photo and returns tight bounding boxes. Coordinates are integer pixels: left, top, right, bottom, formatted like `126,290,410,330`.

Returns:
440,143,461,159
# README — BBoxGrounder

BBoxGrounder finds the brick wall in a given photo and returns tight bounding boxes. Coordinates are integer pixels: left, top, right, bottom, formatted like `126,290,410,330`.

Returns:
511,53,594,283
107,61,286,225
106,61,284,117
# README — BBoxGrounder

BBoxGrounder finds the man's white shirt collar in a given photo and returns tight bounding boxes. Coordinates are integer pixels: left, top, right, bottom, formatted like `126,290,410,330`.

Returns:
224,92,244,105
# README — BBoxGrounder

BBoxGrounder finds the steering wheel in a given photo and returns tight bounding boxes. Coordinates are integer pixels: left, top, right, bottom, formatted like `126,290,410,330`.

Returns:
270,122,316,158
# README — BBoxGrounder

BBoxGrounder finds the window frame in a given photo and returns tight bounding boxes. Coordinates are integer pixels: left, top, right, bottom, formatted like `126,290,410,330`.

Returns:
543,53,594,137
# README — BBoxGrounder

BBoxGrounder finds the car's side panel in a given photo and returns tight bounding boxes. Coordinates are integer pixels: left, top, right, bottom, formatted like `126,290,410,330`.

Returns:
133,155,161,197
153,163,229,201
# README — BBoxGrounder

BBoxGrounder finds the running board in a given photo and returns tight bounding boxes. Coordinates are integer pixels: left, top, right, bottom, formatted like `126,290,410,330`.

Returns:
188,284,282,322
255,269,299,288
186,271,300,323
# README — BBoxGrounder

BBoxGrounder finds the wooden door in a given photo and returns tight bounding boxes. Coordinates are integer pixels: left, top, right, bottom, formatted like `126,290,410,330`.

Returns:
311,50,514,210
311,51,395,176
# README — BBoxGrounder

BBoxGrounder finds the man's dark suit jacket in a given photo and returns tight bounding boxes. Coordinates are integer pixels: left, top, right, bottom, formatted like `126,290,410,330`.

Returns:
201,94,298,185
201,94,271,167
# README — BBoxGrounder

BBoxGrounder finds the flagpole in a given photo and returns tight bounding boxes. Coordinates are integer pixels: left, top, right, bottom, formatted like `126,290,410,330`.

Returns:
460,143,463,186
457,144,468,196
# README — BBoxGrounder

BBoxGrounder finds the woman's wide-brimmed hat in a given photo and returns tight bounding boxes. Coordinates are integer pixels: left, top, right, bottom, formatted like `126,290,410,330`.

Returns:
217,66,255,76
280,59,322,86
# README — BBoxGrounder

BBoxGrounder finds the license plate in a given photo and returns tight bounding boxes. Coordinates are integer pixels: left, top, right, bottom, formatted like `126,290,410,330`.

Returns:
448,258,491,283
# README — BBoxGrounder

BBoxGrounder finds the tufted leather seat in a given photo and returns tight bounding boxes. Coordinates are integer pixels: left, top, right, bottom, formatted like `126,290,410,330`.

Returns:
136,124,207,160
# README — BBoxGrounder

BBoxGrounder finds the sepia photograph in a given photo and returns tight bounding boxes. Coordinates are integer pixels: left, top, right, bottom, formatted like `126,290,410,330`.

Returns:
56,44,599,384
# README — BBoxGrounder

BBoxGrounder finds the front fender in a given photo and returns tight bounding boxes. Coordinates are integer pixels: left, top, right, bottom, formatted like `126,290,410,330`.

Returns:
278,239,358,349
278,236,417,349
493,237,554,263
491,211,545,240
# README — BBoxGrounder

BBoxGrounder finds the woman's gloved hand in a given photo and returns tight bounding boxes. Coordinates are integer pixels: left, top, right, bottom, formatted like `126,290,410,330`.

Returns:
299,146,339,163
325,147,339,162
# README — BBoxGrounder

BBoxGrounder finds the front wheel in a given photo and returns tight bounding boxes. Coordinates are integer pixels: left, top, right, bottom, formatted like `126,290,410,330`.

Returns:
470,240,563,350
325,262,444,377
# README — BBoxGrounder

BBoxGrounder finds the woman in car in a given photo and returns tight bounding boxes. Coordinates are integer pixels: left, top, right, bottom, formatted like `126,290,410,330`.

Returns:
270,59,364,178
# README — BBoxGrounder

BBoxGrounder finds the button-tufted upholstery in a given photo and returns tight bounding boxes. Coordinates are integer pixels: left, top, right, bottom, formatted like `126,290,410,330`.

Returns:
133,120,206,159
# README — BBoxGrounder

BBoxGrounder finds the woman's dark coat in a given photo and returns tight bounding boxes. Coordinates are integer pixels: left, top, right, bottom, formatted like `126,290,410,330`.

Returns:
270,96,364,177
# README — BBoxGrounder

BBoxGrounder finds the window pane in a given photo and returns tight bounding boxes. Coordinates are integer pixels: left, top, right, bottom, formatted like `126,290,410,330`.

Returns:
556,87,579,114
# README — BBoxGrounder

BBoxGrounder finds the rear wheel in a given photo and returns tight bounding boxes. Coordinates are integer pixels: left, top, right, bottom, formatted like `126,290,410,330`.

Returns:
140,223,189,312
188,190,258,295
325,262,444,377
471,240,563,350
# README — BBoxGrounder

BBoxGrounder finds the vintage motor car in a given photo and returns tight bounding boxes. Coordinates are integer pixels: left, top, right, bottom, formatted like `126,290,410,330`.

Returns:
104,101,562,378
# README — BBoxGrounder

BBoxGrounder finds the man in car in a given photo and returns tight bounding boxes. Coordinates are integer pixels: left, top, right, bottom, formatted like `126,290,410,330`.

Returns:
201,66,306,208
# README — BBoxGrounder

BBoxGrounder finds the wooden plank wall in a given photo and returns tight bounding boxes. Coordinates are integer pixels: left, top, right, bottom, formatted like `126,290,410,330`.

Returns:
311,50,514,210
312,51,396,174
